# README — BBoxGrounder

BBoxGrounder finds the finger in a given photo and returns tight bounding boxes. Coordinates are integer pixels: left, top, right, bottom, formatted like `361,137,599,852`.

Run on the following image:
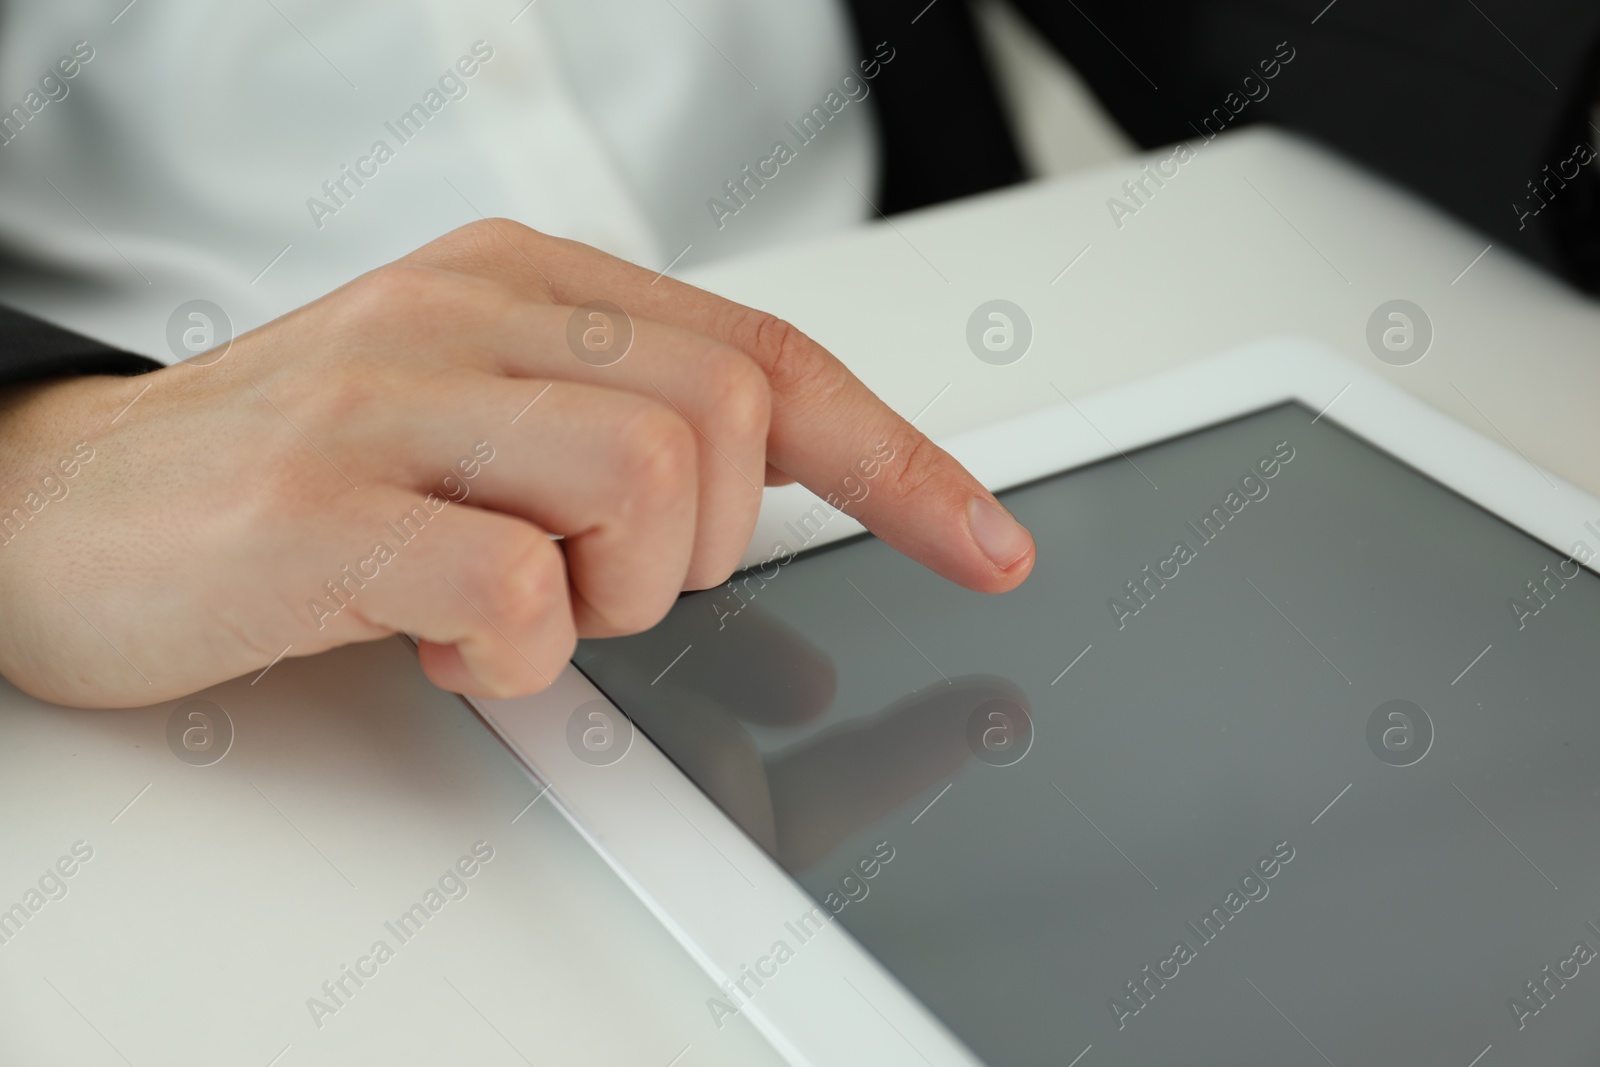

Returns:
419,222,1035,594
377,374,701,637
309,487,576,698
447,306,772,591
330,270,770,593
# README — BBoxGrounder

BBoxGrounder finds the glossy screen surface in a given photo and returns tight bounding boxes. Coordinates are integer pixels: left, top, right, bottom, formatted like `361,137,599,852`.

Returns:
577,404,1600,1066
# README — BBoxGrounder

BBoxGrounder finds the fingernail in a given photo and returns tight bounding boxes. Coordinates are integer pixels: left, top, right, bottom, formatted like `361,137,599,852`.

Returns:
967,497,1033,570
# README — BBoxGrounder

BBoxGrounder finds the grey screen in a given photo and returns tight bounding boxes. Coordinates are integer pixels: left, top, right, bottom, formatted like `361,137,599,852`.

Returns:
575,404,1600,1066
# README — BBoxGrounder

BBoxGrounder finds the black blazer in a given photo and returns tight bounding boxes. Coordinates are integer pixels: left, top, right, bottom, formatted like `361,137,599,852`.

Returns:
5,1,1598,385
844,0,1600,289
0,305,157,388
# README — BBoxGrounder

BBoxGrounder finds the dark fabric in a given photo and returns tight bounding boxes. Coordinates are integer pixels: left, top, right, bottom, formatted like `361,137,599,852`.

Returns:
845,0,1600,291
0,304,158,389
840,0,1027,213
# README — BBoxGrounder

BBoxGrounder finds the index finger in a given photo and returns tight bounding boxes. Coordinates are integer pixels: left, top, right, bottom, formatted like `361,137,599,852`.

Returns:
452,222,1037,593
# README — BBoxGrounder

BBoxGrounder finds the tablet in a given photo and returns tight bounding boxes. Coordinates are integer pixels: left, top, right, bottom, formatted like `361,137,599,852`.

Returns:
474,337,1600,1066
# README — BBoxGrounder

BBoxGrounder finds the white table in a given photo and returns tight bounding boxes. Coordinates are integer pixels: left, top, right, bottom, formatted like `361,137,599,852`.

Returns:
690,127,1600,499
2,127,1595,1066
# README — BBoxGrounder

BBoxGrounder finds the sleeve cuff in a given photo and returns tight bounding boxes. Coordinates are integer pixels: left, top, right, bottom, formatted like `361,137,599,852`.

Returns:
0,305,161,389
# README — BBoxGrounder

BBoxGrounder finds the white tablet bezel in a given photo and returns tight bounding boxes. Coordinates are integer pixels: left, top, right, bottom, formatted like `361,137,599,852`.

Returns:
469,335,1600,1067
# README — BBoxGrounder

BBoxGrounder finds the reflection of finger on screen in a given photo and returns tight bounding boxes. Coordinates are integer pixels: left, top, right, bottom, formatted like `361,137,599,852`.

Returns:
581,596,836,727
768,674,1027,872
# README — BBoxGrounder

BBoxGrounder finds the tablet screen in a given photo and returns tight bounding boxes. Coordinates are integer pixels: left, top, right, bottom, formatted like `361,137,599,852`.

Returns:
575,403,1600,1066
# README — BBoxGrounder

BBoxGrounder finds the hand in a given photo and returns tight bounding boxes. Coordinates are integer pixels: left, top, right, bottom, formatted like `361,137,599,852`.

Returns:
0,220,1035,708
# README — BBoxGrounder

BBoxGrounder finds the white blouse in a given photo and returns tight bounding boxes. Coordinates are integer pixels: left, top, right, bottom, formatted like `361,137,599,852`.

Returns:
0,0,876,357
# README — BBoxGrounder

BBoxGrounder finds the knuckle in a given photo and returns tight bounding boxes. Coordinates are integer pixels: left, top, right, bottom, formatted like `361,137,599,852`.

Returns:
702,346,772,447
735,309,843,403
617,403,698,504
593,587,674,637
482,534,567,632
420,218,553,297
333,264,507,352
875,428,947,505
349,262,441,313
334,263,469,341
447,217,542,258
477,216,542,242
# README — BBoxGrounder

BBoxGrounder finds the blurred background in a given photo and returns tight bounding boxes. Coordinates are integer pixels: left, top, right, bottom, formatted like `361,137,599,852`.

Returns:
3,0,1592,360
